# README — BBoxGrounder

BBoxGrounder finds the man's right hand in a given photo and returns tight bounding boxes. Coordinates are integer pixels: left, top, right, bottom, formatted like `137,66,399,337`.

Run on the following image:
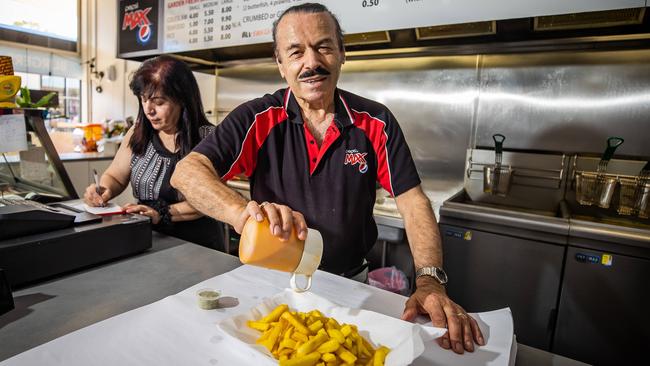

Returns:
84,184,111,207
234,201,308,241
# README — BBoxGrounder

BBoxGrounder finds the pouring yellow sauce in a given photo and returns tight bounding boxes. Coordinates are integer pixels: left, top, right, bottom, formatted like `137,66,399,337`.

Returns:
239,217,305,273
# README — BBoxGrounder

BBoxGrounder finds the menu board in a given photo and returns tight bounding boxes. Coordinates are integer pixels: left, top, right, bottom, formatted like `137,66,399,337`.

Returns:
163,0,437,53
164,0,289,53
155,0,640,54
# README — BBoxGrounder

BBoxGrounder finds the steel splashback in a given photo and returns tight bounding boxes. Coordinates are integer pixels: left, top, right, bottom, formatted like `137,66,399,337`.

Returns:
473,49,650,157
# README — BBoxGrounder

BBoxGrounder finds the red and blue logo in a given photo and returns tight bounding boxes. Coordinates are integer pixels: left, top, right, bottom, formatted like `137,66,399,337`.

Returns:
122,7,153,45
344,149,368,174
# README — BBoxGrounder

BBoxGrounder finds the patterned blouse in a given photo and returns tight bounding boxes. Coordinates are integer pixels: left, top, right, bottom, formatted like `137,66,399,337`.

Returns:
130,133,179,203
129,130,223,250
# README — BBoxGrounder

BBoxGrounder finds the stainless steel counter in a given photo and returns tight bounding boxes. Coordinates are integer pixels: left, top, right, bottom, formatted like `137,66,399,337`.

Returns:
0,233,239,361
0,233,587,365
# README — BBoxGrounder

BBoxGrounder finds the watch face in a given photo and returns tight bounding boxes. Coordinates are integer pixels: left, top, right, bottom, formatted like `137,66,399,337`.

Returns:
435,267,448,284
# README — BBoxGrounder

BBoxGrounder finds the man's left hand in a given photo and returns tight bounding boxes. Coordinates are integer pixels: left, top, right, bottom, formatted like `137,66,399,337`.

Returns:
401,277,485,354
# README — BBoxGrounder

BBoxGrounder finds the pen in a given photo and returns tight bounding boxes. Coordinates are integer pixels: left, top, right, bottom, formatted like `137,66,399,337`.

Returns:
93,169,104,207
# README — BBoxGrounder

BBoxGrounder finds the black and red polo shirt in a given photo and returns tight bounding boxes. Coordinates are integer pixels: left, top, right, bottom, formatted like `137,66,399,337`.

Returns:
194,88,421,274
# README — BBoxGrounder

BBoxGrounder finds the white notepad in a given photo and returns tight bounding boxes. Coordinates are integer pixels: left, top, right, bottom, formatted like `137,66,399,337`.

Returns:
83,203,124,215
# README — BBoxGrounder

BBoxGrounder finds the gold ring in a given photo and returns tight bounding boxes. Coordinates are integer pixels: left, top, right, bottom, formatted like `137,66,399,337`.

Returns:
260,202,269,208
456,312,467,318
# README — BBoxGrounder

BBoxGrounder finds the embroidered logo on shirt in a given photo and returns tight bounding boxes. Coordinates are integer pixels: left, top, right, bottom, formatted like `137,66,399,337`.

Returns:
344,149,368,173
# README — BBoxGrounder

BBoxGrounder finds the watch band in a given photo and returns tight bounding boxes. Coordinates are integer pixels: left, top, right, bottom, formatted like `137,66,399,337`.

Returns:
415,266,448,285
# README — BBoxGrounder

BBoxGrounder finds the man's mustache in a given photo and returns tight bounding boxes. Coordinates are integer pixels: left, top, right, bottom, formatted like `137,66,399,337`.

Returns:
298,66,330,80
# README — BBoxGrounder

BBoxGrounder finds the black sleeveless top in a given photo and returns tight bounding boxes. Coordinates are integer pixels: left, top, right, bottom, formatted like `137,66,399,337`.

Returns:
130,133,224,249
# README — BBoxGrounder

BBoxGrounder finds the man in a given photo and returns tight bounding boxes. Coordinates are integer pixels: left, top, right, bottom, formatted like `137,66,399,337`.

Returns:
171,3,484,354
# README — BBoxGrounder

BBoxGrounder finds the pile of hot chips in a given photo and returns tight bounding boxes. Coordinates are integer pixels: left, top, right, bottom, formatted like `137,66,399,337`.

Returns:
247,304,390,366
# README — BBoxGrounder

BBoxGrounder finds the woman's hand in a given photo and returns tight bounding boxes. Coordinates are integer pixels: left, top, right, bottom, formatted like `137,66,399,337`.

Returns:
123,203,161,224
83,184,112,207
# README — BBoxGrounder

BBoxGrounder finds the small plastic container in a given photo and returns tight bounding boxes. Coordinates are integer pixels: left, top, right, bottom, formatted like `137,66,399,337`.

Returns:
196,288,220,310
82,123,103,152
239,217,322,292
368,266,410,295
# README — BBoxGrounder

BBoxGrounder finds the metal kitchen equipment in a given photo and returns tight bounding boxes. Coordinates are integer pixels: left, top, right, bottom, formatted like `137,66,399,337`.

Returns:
444,150,650,359
574,137,624,208
618,161,650,217
442,149,569,350
440,191,569,351
575,172,617,208
618,178,640,215
556,158,650,366
638,182,650,219
483,134,512,197
635,161,650,218
571,155,650,218
467,149,566,212
553,204,650,366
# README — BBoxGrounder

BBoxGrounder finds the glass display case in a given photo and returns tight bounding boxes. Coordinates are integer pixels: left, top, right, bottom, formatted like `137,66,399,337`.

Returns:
0,108,77,201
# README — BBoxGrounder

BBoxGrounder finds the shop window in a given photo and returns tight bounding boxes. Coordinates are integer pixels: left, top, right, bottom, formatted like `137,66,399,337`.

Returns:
0,0,79,53
14,72,82,123
17,72,41,90
65,78,81,122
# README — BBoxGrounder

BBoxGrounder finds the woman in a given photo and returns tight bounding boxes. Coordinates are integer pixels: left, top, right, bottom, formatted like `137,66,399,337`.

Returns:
84,55,223,250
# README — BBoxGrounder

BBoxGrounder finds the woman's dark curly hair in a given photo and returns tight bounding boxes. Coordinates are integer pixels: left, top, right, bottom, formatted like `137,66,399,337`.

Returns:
128,55,210,157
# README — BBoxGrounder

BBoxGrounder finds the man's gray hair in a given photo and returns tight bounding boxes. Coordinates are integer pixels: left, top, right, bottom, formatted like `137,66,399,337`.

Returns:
272,3,345,60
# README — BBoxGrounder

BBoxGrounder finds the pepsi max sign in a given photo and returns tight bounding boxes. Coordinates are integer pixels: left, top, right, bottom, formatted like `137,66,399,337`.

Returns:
118,0,159,54
123,4,152,44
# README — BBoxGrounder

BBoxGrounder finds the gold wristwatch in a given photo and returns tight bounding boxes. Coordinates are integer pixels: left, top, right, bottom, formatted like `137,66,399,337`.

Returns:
415,266,448,285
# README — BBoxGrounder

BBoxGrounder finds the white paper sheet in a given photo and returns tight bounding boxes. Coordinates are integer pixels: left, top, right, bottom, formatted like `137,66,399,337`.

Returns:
66,201,125,215
412,308,514,366
1,265,515,366
83,203,124,215
0,114,27,153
